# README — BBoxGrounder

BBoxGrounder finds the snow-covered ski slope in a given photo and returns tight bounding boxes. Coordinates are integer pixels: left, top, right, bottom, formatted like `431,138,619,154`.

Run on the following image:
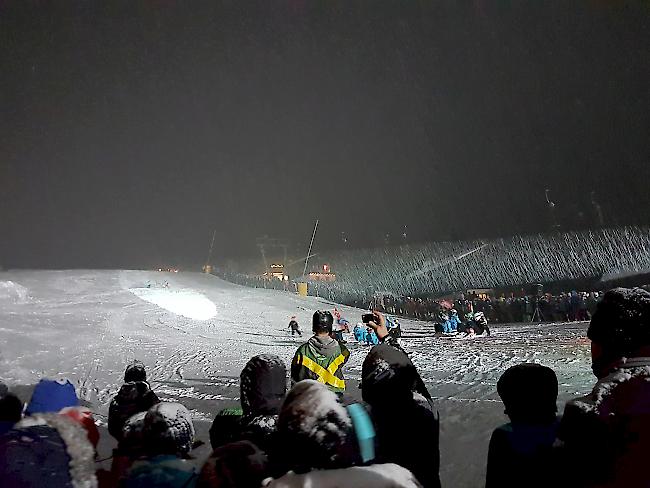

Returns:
0,270,595,486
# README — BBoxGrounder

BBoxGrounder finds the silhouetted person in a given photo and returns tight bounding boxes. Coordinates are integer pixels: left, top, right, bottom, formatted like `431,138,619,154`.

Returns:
210,354,287,452
557,287,650,487
288,316,301,336
362,312,441,488
486,363,560,488
108,361,160,443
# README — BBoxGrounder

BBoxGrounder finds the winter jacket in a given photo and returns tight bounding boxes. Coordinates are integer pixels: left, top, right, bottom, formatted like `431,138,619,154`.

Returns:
557,356,650,487
209,407,245,450
0,413,98,488
198,440,270,488
448,315,462,330
485,419,560,488
123,455,198,488
262,463,423,488
362,343,440,488
108,381,160,442
291,336,350,392
354,325,366,342
211,354,286,451
366,329,380,345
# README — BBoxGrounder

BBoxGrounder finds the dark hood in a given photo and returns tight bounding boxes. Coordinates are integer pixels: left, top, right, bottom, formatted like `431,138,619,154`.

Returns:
240,355,287,417
108,380,159,441
116,380,154,402
361,344,431,406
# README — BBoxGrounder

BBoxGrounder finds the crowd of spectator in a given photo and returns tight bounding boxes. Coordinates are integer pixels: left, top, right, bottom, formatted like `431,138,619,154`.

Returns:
372,291,604,324
217,269,613,326
2,287,648,487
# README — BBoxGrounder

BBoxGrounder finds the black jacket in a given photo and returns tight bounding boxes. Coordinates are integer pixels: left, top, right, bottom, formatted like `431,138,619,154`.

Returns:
210,354,287,451
485,420,560,488
108,381,160,442
362,343,441,488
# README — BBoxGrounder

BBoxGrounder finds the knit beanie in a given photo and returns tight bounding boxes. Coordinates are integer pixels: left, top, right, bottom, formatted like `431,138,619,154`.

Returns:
124,361,147,383
143,402,195,456
277,380,353,472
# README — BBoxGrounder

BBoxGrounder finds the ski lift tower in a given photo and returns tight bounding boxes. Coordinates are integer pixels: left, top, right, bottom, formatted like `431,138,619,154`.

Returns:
255,236,289,276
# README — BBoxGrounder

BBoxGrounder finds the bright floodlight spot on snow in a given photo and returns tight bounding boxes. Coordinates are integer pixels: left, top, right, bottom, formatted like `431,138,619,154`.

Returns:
129,287,217,320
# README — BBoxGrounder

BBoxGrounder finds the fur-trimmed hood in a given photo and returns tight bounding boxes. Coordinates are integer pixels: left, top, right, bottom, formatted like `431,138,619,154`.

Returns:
0,413,97,488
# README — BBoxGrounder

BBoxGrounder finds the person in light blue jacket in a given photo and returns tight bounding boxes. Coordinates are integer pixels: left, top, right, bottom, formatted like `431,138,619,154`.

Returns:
447,309,462,333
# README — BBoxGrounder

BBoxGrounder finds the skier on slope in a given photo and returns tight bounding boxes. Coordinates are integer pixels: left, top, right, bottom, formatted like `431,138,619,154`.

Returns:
288,316,301,337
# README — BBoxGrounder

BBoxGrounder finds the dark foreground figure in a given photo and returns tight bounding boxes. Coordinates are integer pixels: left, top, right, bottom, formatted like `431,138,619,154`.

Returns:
557,287,650,487
486,363,560,488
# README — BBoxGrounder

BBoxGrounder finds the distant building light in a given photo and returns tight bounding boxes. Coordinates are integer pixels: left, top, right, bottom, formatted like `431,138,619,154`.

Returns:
309,271,336,282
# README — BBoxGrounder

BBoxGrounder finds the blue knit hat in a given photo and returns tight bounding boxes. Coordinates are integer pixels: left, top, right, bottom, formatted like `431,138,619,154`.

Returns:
25,379,78,415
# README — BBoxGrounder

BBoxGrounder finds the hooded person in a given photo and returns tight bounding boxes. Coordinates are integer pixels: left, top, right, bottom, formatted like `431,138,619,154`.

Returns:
485,363,560,488
361,316,441,488
210,354,287,451
557,287,650,487
123,402,198,488
267,380,421,488
272,379,355,474
108,361,160,443
0,412,98,487
290,311,350,393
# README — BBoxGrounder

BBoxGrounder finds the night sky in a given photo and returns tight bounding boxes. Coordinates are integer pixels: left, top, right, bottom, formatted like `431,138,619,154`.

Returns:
1,1,649,269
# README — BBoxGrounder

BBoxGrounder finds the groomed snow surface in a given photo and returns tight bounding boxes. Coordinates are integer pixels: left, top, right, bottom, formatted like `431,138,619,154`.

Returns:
129,287,217,321
0,270,594,487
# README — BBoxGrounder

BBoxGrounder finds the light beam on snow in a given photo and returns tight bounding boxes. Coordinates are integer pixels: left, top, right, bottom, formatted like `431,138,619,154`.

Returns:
129,287,217,320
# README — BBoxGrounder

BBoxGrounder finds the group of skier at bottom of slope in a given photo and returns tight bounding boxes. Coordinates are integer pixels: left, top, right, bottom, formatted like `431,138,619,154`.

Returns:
436,309,491,338
289,307,488,344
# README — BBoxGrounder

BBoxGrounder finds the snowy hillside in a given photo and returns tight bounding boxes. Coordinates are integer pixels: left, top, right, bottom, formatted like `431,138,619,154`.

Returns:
0,270,594,486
